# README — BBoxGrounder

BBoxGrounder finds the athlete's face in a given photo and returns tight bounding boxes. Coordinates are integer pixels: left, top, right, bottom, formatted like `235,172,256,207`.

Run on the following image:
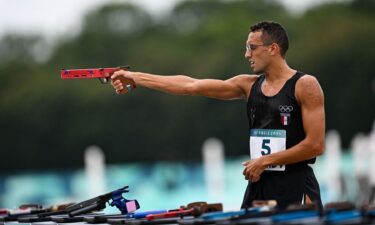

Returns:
245,31,272,74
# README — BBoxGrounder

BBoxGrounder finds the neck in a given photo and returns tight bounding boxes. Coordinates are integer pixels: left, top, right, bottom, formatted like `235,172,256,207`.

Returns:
263,58,296,82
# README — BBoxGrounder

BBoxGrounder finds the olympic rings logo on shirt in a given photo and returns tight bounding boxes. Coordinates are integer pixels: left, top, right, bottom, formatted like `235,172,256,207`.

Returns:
279,105,294,113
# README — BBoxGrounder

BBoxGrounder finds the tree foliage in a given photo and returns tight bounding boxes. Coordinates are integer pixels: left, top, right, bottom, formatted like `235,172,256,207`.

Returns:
0,0,374,171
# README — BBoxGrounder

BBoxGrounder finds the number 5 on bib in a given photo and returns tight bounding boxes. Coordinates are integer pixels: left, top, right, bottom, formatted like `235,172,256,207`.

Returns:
249,129,286,171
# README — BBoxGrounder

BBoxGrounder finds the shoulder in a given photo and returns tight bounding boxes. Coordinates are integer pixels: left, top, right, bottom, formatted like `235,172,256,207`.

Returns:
227,74,259,99
226,74,260,90
295,74,324,105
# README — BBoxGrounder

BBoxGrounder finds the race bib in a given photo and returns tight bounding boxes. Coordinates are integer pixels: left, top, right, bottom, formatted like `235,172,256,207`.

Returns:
249,129,286,171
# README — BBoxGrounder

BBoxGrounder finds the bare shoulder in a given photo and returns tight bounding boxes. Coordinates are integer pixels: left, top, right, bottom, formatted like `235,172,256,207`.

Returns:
227,74,259,99
295,74,324,105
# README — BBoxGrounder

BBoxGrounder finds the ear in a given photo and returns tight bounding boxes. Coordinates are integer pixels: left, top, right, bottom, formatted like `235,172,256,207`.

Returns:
268,43,280,56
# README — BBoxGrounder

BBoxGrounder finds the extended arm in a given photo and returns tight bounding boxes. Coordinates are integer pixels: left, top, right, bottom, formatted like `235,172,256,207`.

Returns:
111,70,256,100
243,75,325,181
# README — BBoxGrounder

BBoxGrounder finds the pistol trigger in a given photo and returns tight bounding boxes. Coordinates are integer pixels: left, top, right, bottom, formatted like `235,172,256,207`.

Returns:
99,78,109,84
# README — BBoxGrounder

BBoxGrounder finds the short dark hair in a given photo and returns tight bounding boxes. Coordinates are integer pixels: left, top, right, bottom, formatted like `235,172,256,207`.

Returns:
250,21,289,57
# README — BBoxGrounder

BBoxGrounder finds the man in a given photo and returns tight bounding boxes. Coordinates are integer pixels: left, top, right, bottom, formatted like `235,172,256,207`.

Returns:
111,21,325,209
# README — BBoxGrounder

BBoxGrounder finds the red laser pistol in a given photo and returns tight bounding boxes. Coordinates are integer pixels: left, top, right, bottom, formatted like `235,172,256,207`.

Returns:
60,65,136,92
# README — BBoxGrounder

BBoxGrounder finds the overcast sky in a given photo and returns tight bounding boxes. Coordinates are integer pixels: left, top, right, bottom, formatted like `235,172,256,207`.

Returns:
0,0,348,39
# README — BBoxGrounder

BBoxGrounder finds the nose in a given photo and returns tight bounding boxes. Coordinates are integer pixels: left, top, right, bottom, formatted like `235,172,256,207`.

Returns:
245,49,252,59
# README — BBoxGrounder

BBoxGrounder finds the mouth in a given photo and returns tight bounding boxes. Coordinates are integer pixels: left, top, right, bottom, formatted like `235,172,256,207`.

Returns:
249,60,255,67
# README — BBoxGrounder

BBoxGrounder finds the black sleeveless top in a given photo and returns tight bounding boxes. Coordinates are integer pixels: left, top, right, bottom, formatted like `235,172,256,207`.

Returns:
247,71,315,170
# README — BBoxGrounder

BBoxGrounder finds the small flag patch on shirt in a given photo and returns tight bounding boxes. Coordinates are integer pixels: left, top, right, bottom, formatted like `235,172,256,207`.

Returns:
280,113,290,126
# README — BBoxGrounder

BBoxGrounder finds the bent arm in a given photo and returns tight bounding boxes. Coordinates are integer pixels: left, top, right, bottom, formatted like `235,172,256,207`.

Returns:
111,70,255,100
262,75,325,166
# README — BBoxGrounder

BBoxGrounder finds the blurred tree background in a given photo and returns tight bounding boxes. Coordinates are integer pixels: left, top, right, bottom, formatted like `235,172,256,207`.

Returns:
0,0,374,172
